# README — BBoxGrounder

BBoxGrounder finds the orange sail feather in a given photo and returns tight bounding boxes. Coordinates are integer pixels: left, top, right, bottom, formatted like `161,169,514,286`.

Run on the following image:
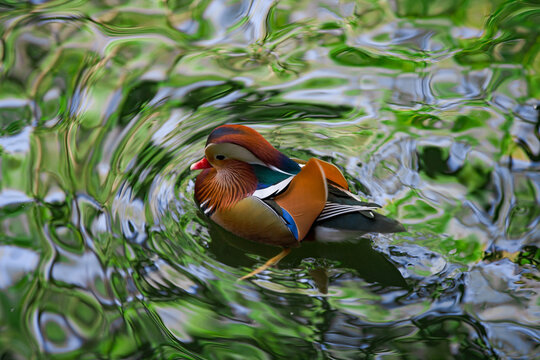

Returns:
275,159,328,241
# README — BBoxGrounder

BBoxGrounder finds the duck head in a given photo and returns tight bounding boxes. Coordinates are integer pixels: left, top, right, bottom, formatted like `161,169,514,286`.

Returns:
190,125,300,213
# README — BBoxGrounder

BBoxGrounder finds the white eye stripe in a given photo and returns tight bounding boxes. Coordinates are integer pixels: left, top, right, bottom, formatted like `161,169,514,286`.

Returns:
204,143,299,175
205,143,266,166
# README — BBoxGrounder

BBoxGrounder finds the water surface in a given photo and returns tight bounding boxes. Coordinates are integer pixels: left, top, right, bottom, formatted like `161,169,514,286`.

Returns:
0,0,539,358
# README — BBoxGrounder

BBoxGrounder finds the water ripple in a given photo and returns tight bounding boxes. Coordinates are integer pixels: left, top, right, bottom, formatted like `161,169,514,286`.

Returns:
0,0,538,358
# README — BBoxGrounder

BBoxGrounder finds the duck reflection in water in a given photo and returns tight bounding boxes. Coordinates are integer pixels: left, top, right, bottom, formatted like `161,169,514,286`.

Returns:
190,125,405,284
206,221,408,291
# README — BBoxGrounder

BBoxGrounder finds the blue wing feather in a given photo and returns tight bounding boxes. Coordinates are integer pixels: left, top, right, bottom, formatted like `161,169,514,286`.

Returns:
280,208,299,240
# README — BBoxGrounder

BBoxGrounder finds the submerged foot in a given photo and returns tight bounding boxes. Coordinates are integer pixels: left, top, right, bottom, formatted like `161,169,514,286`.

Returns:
239,248,291,281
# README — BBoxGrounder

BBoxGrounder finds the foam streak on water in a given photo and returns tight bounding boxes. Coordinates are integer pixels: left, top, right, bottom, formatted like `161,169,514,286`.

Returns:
0,0,538,359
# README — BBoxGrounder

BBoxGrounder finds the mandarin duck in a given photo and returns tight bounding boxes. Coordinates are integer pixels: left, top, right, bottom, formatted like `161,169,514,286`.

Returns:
190,125,405,279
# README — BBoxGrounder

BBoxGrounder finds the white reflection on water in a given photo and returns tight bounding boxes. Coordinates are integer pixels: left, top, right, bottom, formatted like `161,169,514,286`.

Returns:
37,312,83,354
0,126,32,154
0,245,39,289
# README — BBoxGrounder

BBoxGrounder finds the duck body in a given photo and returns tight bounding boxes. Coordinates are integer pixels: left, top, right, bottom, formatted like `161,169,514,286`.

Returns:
191,125,404,247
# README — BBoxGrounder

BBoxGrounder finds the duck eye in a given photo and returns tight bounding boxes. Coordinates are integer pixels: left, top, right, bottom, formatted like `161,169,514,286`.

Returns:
215,154,226,160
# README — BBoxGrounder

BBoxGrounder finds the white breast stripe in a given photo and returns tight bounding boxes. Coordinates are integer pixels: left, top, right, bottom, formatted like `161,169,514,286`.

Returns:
203,204,214,215
252,176,294,199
